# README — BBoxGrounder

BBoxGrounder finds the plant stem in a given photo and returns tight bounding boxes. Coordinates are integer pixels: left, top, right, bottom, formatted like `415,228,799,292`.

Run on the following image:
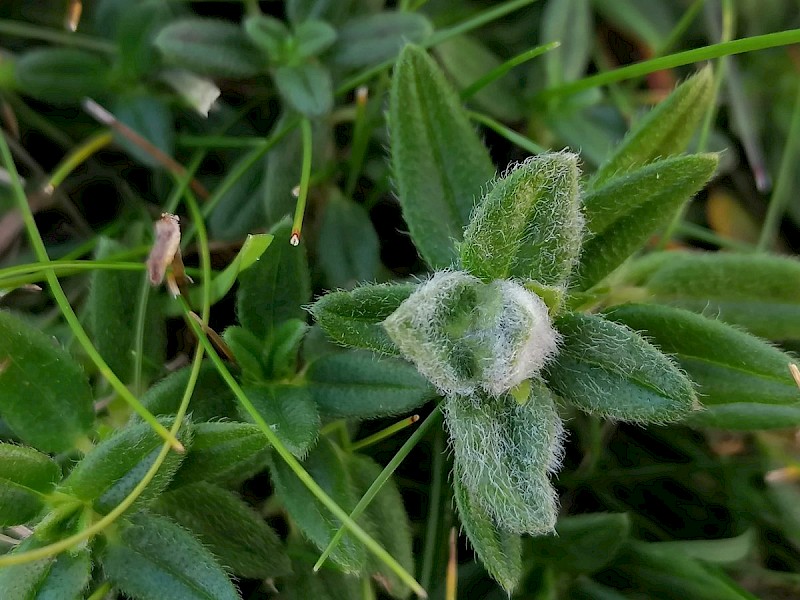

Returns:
46,130,113,191
420,426,446,590
349,415,421,452
291,118,313,245
538,28,800,101
468,110,547,155
0,132,183,452
315,407,442,571
757,75,800,251
461,41,560,100
0,19,117,53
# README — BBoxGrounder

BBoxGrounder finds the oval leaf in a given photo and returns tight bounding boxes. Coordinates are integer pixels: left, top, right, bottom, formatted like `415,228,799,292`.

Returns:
460,151,583,286
274,63,333,117
14,48,111,104
0,538,91,600
0,443,60,526
155,18,263,77
546,313,697,423
389,44,495,268
332,12,433,69
306,350,437,418
0,310,94,452
309,282,417,356
604,303,800,425
156,482,291,579
625,251,800,341
101,512,241,600
241,383,319,458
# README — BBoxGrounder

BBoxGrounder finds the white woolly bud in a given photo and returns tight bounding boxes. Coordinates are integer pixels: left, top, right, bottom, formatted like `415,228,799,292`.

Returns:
383,270,560,396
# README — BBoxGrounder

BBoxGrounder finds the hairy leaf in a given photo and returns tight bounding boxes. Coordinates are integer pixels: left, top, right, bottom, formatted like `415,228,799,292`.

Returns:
332,12,432,69
242,383,319,457
0,443,60,526
389,44,495,268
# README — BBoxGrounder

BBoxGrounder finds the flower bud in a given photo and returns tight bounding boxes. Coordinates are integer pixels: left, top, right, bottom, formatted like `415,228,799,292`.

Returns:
383,270,560,396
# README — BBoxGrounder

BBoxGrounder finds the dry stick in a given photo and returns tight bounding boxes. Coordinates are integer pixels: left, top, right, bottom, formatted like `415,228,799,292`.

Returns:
82,99,210,201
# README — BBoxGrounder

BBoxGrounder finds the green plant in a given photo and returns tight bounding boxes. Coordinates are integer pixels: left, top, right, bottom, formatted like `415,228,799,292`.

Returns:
2,1,800,599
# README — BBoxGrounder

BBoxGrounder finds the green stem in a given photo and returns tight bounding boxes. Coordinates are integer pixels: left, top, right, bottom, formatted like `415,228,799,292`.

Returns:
85,583,112,600
0,132,182,452
461,41,559,100
538,28,800,101
468,110,547,155
291,118,313,245
315,407,442,571
655,0,707,57
176,135,271,148
131,275,151,395
420,425,446,590
349,415,421,452
180,303,428,599
757,75,800,251
47,131,113,190
345,88,371,199
0,19,117,53
336,0,540,95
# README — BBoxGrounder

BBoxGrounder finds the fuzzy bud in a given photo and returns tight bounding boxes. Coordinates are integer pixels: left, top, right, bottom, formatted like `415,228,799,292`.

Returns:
383,270,560,396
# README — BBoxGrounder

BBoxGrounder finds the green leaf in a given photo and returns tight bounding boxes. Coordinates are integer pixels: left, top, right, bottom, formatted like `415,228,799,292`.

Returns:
604,304,799,429
61,418,191,514
0,443,60,526
0,310,94,452
605,541,756,600
155,482,291,579
286,0,353,26
170,421,270,488
243,15,291,62
625,251,800,341
223,325,268,383
276,547,361,600
541,0,593,85
309,282,417,356
389,44,495,269
155,18,263,77
444,383,563,535
193,234,273,307
306,350,437,418
650,529,755,564
89,237,165,382
348,454,414,599
101,511,241,600
293,20,338,59
528,513,631,574
546,312,697,423
686,403,800,430
274,63,333,117
237,218,311,340
241,383,319,457
453,474,522,594
0,538,91,600
207,156,267,241
112,94,175,169
590,66,714,188
14,48,111,104
115,0,173,79
460,151,583,286
434,35,525,122
264,319,308,380
269,437,365,572
576,153,719,290
317,192,380,289
332,12,433,69
139,361,239,422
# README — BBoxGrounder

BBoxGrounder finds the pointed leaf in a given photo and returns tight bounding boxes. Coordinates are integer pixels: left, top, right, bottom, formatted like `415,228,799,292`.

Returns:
576,154,718,290
306,350,437,418
101,512,241,600
317,193,380,289
0,310,94,452
349,454,414,599
546,313,696,423
528,513,631,574
625,251,800,341
156,482,291,579
591,66,714,188
62,419,191,514
236,218,311,341
14,48,111,104
460,151,583,286
332,12,433,69
542,0,593,85
293,20,338,59
0,443,60,526
269,437,365,572
309,282,417,356
155,18,263,77
170,421,270,488
139,361,238,422
274,63,333,117
453,473,522,594
89,238,165,381
605,303,800,429
389,44,495,268
0,538,91,600
241,383,319,457
444,384,564,535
